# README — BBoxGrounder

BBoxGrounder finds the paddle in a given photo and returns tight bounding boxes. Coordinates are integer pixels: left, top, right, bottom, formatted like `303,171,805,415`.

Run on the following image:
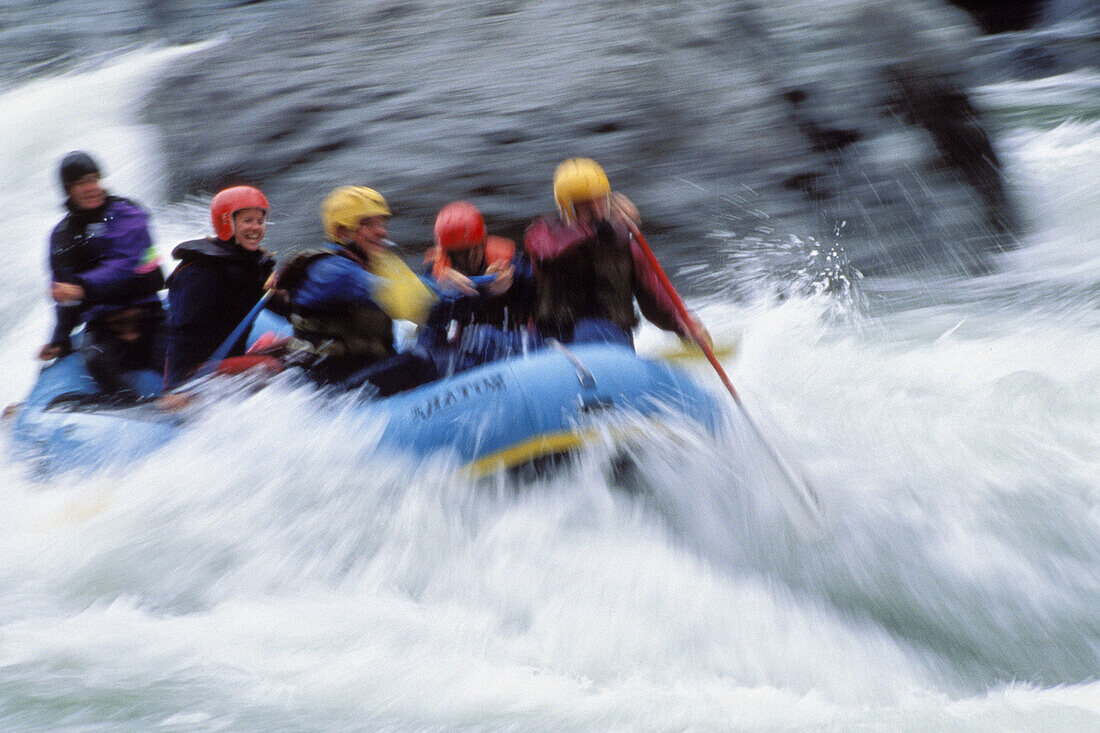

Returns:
426,274,499,295
625,220,824,533
193,290,274,380
657,338,738,364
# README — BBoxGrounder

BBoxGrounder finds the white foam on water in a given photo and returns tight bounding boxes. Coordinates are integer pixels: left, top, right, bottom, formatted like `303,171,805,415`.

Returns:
0,47,1097,732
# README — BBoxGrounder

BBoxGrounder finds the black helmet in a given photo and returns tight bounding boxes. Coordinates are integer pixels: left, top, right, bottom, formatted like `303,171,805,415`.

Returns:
59,151,102,191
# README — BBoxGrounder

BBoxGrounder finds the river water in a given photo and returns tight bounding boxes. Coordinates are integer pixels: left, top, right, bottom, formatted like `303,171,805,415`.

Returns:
0,47,1097,731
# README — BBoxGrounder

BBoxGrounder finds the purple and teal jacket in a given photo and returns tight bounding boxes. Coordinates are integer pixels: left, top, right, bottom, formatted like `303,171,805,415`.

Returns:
47,195,165,349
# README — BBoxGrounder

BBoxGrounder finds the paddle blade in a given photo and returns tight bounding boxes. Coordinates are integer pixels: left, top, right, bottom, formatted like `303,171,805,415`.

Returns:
658,338,739,364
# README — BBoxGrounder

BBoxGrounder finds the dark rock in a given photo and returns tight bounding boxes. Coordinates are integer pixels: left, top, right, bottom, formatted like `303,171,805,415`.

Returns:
942,0,1050,34
970,1,1099,82
3,0,1028,278
139,0,1022,278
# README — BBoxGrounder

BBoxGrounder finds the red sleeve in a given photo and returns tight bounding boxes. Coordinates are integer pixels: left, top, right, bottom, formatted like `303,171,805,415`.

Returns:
629,234,688,336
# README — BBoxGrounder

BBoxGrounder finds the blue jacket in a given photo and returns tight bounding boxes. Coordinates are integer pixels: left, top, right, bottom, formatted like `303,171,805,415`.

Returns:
277,243,403,377
165,237,275,388
291,243,388,312
47,195,164,348
286,243,488,376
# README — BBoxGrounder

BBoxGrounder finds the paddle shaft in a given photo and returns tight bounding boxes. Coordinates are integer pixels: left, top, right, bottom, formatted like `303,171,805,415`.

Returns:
626,219,824,529
626,221,742,405
194,290,274,379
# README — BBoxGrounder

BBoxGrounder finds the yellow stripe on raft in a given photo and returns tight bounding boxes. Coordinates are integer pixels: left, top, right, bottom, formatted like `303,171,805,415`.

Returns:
458,416,698,480
460,429,593,479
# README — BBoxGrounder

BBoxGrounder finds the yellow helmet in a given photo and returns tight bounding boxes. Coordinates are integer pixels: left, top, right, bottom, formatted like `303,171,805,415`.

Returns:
553,158,610,224
321,185,391,242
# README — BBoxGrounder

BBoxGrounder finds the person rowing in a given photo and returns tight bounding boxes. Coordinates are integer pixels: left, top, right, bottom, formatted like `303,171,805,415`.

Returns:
523,157,708,348
164,185,277,389
39,151,166,402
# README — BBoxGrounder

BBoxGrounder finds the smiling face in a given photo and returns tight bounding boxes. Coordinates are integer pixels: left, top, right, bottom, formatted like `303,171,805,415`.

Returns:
68,173,106,211
344,215,389,258
232,208,267,250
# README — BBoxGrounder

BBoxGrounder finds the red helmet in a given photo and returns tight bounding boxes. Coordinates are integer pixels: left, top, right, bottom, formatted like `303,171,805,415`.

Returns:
433,201,486,251
211,186,269,240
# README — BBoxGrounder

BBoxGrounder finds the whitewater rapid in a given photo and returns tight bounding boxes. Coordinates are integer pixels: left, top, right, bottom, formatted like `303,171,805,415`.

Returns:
0,49,1097,731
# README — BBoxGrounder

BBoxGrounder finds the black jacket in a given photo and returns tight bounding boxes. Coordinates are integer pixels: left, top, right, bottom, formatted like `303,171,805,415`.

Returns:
165,237,274,388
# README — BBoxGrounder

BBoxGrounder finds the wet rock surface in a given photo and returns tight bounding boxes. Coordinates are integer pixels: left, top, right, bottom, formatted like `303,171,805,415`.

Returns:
5,0,1056,278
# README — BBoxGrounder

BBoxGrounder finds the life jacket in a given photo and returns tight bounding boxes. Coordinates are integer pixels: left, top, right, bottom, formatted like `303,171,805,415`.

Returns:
163,236,277,388
427,235,516,281
525,217,638,335
274,247,395,367
167,237,274,289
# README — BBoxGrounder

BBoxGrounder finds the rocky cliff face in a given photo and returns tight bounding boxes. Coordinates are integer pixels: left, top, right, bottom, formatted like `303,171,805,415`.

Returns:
5,0,1034,278
141,0,1021,277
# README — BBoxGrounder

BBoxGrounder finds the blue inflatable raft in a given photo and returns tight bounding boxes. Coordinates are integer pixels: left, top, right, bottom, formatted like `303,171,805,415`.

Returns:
8,314,723,477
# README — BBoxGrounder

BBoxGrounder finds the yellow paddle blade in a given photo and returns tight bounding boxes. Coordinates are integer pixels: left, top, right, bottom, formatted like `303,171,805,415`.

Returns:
371,251,439,325
658,338,739,363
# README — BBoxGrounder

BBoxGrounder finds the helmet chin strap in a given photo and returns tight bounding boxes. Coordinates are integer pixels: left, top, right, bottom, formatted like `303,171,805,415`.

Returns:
348,240,370,259
333,225,369,260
